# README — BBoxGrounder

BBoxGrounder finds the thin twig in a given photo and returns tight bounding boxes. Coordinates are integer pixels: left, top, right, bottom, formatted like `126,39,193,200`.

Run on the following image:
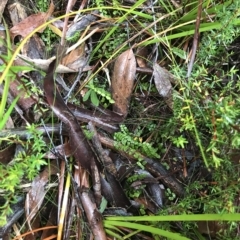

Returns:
187,0,203,78
61,0,76,46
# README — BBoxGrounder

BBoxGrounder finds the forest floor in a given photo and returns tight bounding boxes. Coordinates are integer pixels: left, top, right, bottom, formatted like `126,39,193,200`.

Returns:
0,0,240,239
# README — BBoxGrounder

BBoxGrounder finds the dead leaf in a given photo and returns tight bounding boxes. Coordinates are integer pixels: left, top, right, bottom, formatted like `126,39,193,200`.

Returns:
10,1,54,40
0,143,16,165
153,63,173,97
8,2,27,26
25,161,59,225
136,46,148,68
153,63,175,108
66,11,99,39
111,48,136,117
40,206,58,239
197,221,228,237
15,54,91,73
48,23,62,37
21,34,45,59
62,43,87,70
0,28,6,64
45,143,72,159
0,0,8,22
10,79,36,111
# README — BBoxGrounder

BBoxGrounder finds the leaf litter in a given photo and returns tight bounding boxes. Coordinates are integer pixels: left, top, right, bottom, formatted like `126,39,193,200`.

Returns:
0,0,235,239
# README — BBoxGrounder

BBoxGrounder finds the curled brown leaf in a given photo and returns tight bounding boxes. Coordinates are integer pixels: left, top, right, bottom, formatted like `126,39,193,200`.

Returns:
111,48,136,117
10,1,54,39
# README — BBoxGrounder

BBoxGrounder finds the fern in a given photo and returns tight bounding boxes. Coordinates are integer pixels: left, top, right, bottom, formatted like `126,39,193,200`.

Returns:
114,125,160,159
94,0,109,17
83,79,115,107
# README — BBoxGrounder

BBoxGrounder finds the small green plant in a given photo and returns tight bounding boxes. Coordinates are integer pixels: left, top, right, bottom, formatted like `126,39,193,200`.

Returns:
83,126,95,140
66,31,81,43
0,25,33,130
36,0,58,53
171,135,188,148
83,78,115,107
93,0,109,17
36,0,48,12
114,125,160,168
0,124,47,226
98,30,127,58
165,188,176,201
167,0,240,168
126,173,147,198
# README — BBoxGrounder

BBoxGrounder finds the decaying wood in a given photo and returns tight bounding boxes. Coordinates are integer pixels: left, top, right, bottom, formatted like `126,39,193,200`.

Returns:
100,171,136,213
68,103,120,133
110,154,163,213
43,57,106,239
87,123,134,212
91,160,102,207
88,122,118,177
25,161,59,227
44,59,97,172
98,134,185,197
66,10,99,39
0,125,184,198
80,187,106,240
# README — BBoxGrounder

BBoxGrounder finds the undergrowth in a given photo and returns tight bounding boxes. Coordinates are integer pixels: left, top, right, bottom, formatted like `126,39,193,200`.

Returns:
0,124,47,225
0,0,240,238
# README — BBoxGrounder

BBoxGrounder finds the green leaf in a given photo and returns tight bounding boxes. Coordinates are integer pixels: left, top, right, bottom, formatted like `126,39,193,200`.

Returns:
99,197,108,213
105,213,240,222
172,47,187,60
90,90,99,106
0,95,20,130
83,89,92,102
172,136,188,148
11,66,35,73
0,216,7,227
105,229,124,240
104,221,190,240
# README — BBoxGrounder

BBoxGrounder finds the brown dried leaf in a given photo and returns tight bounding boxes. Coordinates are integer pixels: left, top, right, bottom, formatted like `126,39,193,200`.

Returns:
15,54,91,73
136,46,148,68
153,63,175,108
21,34,45,59
8,2,27,26
45,143,72,159
25,161,59,224
111,48,136,117
61,43,87,70
0,143,16,165
197,221,228,237
153,63,173,97
10,80,36,111
10,1,54,40
0,0,8,22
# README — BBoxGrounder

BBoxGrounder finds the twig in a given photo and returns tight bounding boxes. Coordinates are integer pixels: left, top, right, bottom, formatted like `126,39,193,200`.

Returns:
98,134,185,197
88,122,118,178
187,0,203,78
61,0,76,45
